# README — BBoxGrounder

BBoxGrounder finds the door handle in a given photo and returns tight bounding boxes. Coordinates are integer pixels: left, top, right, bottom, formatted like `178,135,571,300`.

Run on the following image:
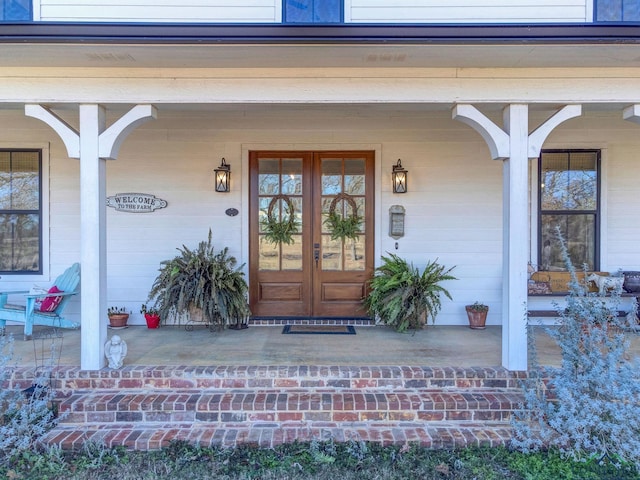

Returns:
314,243,320,268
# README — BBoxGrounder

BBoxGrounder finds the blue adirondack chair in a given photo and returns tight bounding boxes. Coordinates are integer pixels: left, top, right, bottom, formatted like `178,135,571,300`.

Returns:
0,263,81,340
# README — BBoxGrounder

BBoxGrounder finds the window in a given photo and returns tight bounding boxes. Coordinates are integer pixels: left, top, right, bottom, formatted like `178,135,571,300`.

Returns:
595,0,640,21
538,150,600,271
284,0,343,23
0,150,42,274
1,0,32,21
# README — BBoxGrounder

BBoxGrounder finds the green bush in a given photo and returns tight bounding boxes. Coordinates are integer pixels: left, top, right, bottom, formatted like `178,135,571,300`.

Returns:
364,254,456,332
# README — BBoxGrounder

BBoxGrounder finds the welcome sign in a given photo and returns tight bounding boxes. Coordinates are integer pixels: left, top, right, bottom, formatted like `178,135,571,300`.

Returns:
106,193,167,213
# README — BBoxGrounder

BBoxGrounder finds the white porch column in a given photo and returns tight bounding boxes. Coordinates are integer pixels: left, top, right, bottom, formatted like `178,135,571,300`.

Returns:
25,104,156,370
453,104,581,371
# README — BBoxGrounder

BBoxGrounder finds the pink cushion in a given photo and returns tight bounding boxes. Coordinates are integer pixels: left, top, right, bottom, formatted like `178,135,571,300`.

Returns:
39,286,63,312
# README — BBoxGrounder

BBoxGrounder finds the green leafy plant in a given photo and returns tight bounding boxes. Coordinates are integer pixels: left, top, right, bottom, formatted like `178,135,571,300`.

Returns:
364,254,456,332
139,304,159,316
107,306,129,316
466,301,488,312
324,192,363,242
261,194,300,246
147,230,251,328
324,210,362,242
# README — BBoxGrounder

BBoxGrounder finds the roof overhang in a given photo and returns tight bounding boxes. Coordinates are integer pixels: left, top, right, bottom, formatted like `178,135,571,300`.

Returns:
2,23,640,68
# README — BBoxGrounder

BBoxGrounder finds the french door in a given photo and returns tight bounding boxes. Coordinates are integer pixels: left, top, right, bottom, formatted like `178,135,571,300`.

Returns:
249,151,374,318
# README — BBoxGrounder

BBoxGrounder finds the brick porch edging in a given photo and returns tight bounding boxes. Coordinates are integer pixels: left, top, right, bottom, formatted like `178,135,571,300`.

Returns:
4,366,535,451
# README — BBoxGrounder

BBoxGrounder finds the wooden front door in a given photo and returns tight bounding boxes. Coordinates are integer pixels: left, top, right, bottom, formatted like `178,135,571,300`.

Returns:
249,151,374,318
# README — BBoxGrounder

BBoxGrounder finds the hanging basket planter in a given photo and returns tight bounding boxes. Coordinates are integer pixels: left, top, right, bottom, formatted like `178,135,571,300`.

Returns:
325,192,363,242
261,194,300,246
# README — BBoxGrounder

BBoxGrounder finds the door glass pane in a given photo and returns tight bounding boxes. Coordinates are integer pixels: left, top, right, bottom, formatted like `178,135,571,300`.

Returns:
344,158,365,195
258,159,280,195
258,239,279,271
258,157,303,272
344,240,365,271
321,159,342,195
322,236,342,271
281,236,302,270
282,159,302,195
321,156,367,272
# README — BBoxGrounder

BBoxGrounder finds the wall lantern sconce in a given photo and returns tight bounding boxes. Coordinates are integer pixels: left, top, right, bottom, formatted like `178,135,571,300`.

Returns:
392,159,408,194
214,158,231,192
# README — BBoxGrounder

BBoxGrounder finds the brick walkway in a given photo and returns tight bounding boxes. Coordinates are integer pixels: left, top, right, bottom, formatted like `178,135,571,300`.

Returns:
7,365,530,451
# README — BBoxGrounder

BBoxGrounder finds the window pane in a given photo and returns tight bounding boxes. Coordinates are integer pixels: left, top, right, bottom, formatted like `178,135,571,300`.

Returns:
540,214,596,271
0,213,39,272
284,0,342,23
1,0,32,21
596,0,640,21
0,150,41,273
540,151,597,211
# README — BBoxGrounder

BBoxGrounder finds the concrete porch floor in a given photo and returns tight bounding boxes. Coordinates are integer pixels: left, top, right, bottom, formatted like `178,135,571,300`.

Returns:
6,323,638,368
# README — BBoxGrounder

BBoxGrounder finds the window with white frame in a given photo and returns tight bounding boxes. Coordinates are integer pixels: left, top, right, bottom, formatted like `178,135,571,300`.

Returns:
538,149,600,271
0,149,42,274
283,0,343,23
595,0,640,21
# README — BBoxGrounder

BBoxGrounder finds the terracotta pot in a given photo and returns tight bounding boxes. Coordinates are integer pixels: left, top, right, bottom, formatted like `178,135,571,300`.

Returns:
144,313,161,329
108,313,129,328
465,306,488,330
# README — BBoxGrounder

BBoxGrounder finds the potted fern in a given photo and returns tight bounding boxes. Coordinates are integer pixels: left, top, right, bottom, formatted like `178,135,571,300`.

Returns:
147,230,251,330
364,254,456,332
465,302,489,329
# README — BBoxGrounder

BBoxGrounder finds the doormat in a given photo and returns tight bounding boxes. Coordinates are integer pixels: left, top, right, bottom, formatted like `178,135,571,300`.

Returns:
282,325,356,335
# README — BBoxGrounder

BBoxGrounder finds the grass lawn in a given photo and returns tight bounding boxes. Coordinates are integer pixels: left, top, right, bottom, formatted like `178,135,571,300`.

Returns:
2,441,639,479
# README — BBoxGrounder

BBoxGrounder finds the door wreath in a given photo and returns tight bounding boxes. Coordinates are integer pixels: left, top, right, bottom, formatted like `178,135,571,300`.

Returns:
261,194,300,245
325,192,363,241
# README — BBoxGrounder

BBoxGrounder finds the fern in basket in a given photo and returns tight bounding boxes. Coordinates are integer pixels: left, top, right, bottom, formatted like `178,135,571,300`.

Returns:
148,230,251,328
364,254,456,332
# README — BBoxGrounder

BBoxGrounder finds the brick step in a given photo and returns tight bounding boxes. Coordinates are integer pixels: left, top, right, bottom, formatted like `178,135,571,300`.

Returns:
41,421,514,451
57,389,522,426
8,365,527,393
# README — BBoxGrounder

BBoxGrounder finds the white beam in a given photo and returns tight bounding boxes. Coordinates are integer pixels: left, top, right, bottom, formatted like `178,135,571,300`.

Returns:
99,105,157,159
452,104,510,159
623,104,640,124
528,105,582,157
24,104,80,158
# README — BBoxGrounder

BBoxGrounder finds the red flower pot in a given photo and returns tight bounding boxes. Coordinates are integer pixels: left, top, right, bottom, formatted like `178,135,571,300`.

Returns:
144,313,161,329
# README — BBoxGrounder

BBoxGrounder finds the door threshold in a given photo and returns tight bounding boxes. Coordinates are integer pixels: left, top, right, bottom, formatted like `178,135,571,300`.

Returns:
249,317,373,326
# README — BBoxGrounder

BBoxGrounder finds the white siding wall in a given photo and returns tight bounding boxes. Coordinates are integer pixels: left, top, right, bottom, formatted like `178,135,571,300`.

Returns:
35,0,592,23
2,107,639,327
345,0,590,23
36,0,281,22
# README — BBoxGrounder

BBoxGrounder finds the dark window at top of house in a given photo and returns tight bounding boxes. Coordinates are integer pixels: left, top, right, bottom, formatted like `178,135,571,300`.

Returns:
1,0,32,21
595,0,640,21
284,0,343,23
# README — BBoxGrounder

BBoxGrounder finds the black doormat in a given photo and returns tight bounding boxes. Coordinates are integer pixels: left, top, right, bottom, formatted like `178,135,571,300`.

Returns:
282,325,356,335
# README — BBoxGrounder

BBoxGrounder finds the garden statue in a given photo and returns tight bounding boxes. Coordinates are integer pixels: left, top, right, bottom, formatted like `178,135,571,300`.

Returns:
105,335,127,369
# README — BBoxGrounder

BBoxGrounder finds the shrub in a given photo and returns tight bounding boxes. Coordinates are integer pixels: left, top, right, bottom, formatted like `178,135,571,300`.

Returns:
0,334,61,466
512,231,640,470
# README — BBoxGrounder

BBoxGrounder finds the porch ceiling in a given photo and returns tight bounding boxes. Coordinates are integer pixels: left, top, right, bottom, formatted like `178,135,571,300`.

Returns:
2,42,640,69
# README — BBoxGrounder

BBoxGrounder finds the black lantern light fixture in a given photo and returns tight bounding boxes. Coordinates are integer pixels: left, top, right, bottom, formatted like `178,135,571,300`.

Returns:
392,159,408,194
214,158,231,192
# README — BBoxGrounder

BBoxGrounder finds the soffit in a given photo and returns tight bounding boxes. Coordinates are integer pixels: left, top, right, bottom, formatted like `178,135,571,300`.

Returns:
2,42,640,68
